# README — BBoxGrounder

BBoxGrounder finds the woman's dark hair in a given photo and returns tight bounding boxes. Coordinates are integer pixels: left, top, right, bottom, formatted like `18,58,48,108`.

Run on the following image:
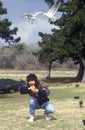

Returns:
26,74,37,82
26,73,39,88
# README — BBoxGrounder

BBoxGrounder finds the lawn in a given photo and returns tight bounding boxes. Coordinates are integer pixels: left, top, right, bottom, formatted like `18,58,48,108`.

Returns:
0,70,85,130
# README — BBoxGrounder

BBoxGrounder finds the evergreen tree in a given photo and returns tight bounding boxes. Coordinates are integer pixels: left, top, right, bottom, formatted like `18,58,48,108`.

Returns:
36,0,85,81
0,1,20,45
55,0,85,81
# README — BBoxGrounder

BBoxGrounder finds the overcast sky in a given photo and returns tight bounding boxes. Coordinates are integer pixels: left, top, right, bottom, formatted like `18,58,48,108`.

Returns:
1,0,60,46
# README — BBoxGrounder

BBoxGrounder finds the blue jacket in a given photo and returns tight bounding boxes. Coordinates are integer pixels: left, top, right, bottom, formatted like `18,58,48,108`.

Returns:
19,83,50,105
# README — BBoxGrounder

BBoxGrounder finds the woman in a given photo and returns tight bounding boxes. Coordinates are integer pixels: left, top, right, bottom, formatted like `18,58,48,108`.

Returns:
19,73,55,122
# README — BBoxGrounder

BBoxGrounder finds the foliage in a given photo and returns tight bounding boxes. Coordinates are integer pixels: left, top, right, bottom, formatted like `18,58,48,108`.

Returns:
0,1,20,45
0,44,40,70
36,0,85,68
44,0,54,7
56,0,85,64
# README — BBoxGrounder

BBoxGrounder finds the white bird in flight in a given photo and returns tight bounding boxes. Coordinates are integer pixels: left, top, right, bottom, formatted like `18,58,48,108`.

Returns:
20,11,43,23
43,0,61,22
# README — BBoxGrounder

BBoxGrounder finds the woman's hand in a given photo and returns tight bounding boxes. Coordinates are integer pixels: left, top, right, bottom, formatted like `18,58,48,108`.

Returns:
28,85,39,93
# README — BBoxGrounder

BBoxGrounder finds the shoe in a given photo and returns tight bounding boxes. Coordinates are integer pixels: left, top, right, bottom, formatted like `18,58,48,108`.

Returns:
44,112,51,121
28,115,34,122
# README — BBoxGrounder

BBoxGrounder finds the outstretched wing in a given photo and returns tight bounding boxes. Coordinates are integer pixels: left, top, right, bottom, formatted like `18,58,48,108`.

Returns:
33,11,43,17
20,13,33,19
47,0,61,16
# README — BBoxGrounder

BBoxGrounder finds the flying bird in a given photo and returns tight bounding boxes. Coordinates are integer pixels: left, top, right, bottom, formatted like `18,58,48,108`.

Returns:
20,11,43,23
43,0,61,22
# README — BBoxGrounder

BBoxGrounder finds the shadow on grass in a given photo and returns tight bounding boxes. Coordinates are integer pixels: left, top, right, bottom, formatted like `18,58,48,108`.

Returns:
44,76,78,84
0,94,14,99
26,115,57,121
35,115,57,121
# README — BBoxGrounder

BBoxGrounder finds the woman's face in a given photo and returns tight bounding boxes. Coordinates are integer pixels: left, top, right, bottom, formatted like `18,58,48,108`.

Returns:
28,80,35,86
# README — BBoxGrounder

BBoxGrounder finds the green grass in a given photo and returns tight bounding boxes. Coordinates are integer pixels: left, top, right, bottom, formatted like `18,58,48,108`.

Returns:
0,71,85,130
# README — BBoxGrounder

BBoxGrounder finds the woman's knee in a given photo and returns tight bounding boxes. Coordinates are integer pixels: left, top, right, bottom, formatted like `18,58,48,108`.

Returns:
46,104,55,113
49,106,55,113
29,99,35,107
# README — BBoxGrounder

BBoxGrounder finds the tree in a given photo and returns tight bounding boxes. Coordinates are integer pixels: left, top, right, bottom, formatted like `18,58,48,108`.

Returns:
35,1,68,79
0,1,20,45
35,30,68,79
44,0,54,7
56,0,85,81
35,32,57,78
36,0,85,81
0,43,40,70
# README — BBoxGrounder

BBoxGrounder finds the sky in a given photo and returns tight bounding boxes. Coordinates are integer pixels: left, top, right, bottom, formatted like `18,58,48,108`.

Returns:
1,0,60,47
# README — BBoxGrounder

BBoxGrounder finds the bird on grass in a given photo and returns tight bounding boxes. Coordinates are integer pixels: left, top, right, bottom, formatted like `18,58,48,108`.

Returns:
75,84,80,88
43,0,61,22
82,120,85,126
74,96,80,99
79,100,83,108
20,11,43,23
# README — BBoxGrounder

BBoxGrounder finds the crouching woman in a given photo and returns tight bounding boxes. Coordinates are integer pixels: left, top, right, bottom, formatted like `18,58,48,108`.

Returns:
19,73,55,122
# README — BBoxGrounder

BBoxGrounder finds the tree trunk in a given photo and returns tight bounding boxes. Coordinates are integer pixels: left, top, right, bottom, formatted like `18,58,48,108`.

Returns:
76,58,85,82
81,58,85,82
82,69,85,82
76,62,84,81
46,61,52,79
